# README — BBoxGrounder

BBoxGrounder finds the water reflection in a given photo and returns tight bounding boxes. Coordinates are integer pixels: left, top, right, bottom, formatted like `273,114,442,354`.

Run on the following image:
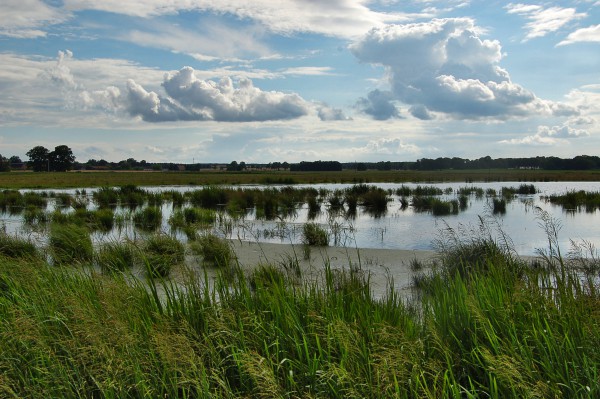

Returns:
1,182,599,256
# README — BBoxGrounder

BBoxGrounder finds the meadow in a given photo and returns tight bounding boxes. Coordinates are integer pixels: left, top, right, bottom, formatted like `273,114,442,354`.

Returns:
1,168,600,189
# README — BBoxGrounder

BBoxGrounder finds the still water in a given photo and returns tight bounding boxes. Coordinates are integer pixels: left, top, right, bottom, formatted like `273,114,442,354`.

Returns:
3,182,599,256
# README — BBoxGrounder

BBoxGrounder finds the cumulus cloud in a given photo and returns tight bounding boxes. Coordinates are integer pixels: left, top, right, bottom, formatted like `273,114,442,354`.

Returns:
350,18,578,120
356,89,401,120
409,104,434,120
506,3,586,41
500,123,590,146
124,67,311,122
43,50,78,90
364,138,419,155
558,24,600,46
317,105,352,121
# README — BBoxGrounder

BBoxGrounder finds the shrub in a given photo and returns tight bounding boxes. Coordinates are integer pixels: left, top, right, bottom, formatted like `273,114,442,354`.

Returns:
302,223,329,246
142,234,185,278
49,224,93,265
191,234,233,267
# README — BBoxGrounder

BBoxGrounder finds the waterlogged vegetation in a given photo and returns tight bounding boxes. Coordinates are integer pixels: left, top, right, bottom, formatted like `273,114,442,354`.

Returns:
544,190,600,212
0,209,598,397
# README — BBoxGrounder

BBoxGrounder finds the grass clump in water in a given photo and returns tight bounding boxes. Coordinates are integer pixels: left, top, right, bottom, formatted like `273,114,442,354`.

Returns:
142,234,184,278
49,223,93,265
302,222,329,246
0,232,39,259
191,234,232,267
133,206,162,231
96,240,137,272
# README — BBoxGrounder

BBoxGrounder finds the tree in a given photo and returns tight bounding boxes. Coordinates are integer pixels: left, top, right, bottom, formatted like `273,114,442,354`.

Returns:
0,154,9,172
49,145,75,172
26,146,50,172
9,155,22,164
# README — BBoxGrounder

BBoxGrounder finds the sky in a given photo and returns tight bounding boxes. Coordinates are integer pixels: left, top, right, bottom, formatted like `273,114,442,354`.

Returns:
0,0,599,164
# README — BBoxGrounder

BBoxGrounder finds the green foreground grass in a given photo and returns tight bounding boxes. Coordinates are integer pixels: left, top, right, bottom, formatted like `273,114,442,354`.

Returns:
2,168,600,189
0,234,598,398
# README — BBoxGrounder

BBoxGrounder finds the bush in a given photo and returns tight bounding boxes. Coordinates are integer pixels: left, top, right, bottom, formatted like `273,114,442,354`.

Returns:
143,234,184,278
49,224,93,265
191,234,233,267
302,223,329,246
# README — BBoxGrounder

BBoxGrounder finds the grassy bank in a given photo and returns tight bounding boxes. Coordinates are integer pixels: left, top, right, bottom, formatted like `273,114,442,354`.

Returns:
0,231,598,397
1,168,600,189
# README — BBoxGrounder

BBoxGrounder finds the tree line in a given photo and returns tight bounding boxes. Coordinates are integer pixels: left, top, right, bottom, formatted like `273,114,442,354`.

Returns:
343,155,600,171
1,146,599,172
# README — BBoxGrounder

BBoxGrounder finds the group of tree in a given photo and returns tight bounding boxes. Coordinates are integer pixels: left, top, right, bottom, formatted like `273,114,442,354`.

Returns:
26,145,75,172
2,148,600,173
290,161,342,172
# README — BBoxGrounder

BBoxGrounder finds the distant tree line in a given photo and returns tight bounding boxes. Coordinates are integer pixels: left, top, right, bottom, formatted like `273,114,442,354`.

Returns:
343,155,600,171
290,161,342,172
1,148,599,173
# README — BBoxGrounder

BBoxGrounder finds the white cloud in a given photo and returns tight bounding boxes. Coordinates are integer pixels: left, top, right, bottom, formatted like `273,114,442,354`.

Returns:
124,67,311,122
0,0,67,38
364,138,419,155
121,20,272,60
506,3,586,41
356,89,401,120
317,105,352,121
500,123,590,146
350,18,579,120
558,24,600,45
281,67,336,76
63,0,416,38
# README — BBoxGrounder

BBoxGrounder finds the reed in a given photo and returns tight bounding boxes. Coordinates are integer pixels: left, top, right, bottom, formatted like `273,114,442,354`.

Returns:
48,223,93,265
133,206,162,231
0,232,39,259
142,233,184,278
302,222,329,246
0,227,598,398
493,198,507,214
96,240,137,272
191,233,233,267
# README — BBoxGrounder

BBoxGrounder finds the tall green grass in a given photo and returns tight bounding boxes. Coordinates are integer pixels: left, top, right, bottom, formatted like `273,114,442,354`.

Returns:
0,232,39,259
0,217,598,398
49,223,94,265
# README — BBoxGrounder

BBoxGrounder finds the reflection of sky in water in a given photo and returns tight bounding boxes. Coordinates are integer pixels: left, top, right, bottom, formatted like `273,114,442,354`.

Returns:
2,182,599,256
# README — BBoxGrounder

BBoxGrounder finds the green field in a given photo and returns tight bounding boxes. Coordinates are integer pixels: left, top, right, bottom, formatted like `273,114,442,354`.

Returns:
1,168,600,189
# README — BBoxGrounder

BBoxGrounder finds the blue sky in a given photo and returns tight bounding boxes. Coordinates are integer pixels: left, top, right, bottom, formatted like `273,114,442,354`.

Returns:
1,0,599,164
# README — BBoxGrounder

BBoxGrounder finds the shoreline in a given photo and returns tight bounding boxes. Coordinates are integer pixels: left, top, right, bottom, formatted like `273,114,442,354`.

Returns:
229,240,437,297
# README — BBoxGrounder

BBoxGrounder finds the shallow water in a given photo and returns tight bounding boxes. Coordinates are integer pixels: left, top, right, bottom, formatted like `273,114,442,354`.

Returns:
3,181,599,256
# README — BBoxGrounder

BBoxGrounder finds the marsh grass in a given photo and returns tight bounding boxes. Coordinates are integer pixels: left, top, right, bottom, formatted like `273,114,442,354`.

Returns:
96,240,137,272
142,233,184,278
191,233,233,267
545,190,600,212
302,222,329,246
133,206,162,231
0,221,598,398
49,223,93,265
492,198,507,214
0,232,39,259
